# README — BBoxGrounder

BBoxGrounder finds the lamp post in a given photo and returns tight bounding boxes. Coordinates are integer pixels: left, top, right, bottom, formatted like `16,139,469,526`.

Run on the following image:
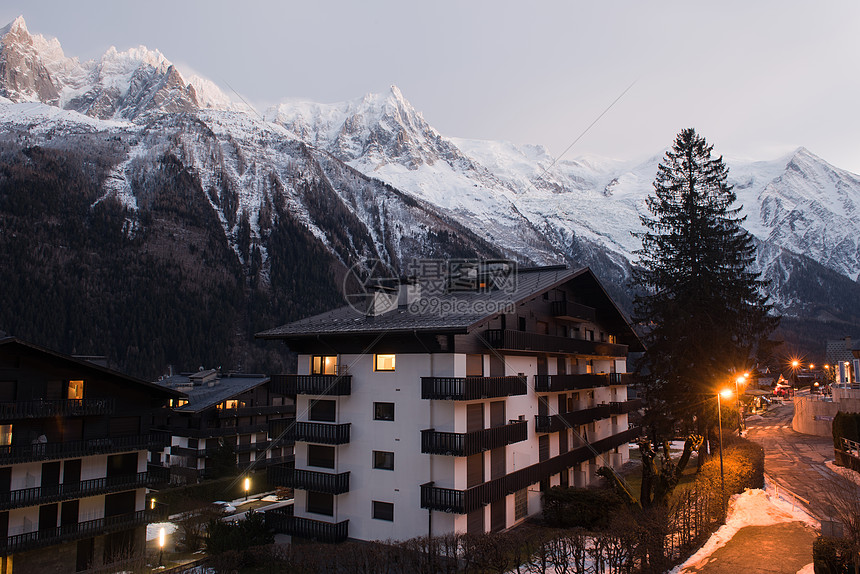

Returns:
244,476,251,501
734,376,746,436
718,388,733,514
158,526,165,567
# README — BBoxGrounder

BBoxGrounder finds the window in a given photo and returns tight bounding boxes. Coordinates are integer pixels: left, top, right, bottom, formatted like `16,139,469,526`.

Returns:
307,491,334,516
372,501,394,521
217,399,244,410
0,424,11,446
67,380,84,400
373,450,394,470
188,438,198,449
374,354,396,371
310,400,336,422
308,445,335,469
515,489,528,520
373,402,395,421
608,334,617,344
518,317,526,331
311,356,338,375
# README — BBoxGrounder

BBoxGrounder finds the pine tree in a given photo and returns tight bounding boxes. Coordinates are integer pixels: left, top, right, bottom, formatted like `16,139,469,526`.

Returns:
633,128,779,439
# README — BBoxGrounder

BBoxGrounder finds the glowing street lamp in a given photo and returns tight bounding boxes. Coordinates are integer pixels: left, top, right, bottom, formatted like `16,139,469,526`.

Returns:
718,388,733,510
734,376,746,435
244,476,251,501
158,526,165,566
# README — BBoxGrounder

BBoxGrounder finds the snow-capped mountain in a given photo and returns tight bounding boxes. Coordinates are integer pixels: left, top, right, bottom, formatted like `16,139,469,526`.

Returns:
0,15,858,370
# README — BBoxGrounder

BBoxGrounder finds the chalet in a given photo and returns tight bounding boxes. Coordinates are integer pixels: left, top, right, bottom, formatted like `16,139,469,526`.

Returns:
257,264,643,542
0,336,179,573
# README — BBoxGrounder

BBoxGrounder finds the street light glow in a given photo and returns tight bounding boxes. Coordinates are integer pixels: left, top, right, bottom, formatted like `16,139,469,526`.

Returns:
791,360,799,368
720,388,733,399
159,527,165,549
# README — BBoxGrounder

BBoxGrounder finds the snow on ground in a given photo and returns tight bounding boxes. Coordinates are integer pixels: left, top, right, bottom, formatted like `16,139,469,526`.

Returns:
669,482,818,574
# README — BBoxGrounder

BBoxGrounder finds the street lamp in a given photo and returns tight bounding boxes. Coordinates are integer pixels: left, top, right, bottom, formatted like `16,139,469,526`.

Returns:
158,526,165,566
244,476,251,501
734,376,746,435
718,388,733,512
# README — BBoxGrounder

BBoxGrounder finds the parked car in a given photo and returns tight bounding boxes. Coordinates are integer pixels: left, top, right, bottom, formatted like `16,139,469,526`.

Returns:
211,501,237,514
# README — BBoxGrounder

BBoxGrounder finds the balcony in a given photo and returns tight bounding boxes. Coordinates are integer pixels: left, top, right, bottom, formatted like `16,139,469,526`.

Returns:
551,300,597,322
269,417,296,439
0,398,115,420
483,329,627,357
0,472,152,511
271,374,351,396
421,376,527,401
534,373,612,392
0,508,159,554
217,404,295,417
421,420,528,456
265,508,348,543
420,426,642,514
167,423,271,439
0,434,164,465
535,405,612,433
268,465,349,495
609,399,642,415
288,422,351,445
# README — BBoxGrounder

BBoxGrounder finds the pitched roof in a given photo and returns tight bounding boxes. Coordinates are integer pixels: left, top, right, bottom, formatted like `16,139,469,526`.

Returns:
0,336,182,398
152,372,269,413
257,265,643,351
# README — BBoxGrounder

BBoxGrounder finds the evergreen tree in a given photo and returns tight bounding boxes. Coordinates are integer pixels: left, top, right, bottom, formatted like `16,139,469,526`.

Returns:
632,128,779,439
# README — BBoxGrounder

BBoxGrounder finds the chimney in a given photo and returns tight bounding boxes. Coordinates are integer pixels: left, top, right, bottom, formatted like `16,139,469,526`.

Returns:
398,277,421,307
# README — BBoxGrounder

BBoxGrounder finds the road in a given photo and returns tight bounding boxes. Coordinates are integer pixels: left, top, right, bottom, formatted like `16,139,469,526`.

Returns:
744,394,847,524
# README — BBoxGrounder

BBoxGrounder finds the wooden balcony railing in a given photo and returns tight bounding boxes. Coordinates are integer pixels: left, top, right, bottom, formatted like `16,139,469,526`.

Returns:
271,374,351,396
421,376,527,401
287,422,351,445
609,399,642,415
0,508,160,553
268,465,349,495
420,426,641,514
535,404,612,433
265,508,348,543
217,405,294,417
421,420,528,456
483,329,628,357
0,398,115,420
551,300,597,322
0,434,165,465
0,472,151,511
534,373,611,392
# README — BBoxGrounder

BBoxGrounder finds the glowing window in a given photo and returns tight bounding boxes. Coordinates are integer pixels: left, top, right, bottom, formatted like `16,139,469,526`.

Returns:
311,356,338,375
67,380,84,400
375,355,396,371
0,424,11,446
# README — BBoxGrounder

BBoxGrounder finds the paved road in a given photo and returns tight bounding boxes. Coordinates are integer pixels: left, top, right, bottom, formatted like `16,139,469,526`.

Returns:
744,395,845,522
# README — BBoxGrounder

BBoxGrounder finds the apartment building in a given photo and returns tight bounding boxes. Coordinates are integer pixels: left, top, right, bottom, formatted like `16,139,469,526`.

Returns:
0,336,179,573
257,265,643,543
151,370,295,483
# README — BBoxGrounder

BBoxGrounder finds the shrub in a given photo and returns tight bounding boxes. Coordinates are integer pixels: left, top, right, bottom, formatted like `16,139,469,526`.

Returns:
812,535,855,573
541,486,625,529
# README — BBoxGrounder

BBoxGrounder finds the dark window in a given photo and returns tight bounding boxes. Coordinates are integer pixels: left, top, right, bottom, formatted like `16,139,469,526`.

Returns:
515,489,528,520
559,429,568,454
308,445,335,469
309,400,336,422
467,507,484,534
466,403,484,432
106,453,137,478
539,435,550,462
466,453,484,488
373,402,395,421
307,491,334,516
466,354,484,376
490,498,505,532
188,438,198,449
76,538,94,572
518,317,526,331
372,501,394,521
373,451,394,470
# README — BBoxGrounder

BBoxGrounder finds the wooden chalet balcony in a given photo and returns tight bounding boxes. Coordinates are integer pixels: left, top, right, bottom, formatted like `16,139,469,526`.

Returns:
551,300,597,322
421,376,527,401
610,399,642,415
288,421,351,445
0,472,151,511
0,434,165,465
0,508,161,554
268,465,350,495
534,373,612,392
271,374,351,396
420,426,641,514
172,423,271,439
0,398,115,420
269,417,296,439
483,329,627,357
265,508,348,543
421,420,528,456
535,404,612,433
218,404,294,417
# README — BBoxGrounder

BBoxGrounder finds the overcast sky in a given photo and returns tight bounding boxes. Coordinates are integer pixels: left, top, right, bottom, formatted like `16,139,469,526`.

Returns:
5,1,859,172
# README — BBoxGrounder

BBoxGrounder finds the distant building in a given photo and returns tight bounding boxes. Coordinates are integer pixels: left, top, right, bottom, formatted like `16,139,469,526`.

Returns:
826,337,858,386
151,370,295,483
257,264,643,543
0,336,179,573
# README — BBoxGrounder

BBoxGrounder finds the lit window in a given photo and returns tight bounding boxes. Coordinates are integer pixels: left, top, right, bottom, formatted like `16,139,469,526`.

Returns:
311,356,338,375
177,399,188,407
0,424,10,446
67,380,84,400
375,355,396,371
